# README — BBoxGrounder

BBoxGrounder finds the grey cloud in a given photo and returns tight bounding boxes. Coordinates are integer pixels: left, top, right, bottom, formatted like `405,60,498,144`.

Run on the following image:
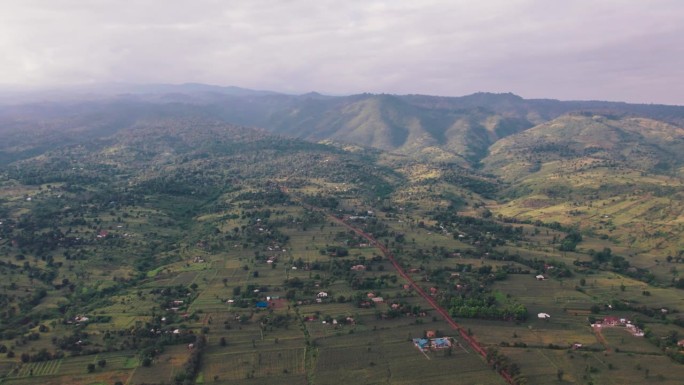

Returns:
0,0,682,104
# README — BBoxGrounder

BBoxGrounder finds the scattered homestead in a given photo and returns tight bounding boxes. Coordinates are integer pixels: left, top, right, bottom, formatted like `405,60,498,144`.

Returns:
5,91,684,384
591,316,645,337
413,337,453,352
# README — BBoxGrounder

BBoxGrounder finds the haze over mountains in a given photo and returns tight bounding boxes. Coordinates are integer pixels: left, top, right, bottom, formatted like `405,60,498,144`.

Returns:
2,83,684,168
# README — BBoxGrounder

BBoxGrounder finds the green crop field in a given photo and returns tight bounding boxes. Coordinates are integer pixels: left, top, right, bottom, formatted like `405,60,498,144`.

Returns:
2,98,684,385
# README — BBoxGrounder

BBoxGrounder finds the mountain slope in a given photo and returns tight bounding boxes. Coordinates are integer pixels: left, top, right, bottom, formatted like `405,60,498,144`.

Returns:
482,113,684,254
208,93,537,164
484,113,684,181
4,87,684,168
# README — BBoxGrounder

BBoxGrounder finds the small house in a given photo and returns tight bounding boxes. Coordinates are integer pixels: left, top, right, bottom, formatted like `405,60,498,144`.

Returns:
256,301,268,309
537,313,551,319
317,292,328,298
413,338,429,351
535,274,545,281
432,337,452,349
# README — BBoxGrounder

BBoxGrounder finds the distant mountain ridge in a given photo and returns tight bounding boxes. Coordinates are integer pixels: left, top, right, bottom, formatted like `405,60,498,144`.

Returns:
1,84,684,167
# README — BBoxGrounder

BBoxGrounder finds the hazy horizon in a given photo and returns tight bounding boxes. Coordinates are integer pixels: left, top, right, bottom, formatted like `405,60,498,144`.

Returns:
1,0,683,105
2,81,683,107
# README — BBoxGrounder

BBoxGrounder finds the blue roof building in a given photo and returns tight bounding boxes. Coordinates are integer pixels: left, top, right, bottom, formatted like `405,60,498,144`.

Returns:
413,338,429,350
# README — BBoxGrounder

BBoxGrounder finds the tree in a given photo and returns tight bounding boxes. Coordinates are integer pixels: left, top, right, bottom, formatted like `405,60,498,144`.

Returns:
593,247,612,263
87,363,95,373
559,230,582,251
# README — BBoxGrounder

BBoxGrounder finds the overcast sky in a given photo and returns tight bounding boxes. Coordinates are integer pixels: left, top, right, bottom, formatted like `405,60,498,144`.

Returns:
1,0,682,104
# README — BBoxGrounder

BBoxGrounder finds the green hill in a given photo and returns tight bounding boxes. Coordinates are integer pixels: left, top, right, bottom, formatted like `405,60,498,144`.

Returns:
482,113,684,255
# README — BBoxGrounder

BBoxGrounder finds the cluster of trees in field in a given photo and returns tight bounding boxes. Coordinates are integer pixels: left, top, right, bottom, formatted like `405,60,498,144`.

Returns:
558,229,582,251
408,258,530,322
430,210,524,246
448,294,528,321
433,262,528,321
348,273,398,291
302,193,339,209
174,334,206,385
440,169,499,198
573,247,656,283
356,217,390,238
486,347,526,385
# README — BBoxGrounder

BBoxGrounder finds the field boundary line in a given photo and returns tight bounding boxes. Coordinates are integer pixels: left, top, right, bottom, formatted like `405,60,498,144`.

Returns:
279,185,516,385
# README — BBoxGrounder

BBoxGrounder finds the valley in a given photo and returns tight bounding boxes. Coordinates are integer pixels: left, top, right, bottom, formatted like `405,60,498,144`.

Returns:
0,88,683,385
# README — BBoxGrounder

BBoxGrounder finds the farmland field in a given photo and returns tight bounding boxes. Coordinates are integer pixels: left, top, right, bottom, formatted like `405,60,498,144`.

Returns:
2,103,684,385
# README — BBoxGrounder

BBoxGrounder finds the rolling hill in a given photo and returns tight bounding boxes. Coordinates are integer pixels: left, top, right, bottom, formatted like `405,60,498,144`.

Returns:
4,86,684,167
3,85,684,385
482,113,684,255
3,86,684,257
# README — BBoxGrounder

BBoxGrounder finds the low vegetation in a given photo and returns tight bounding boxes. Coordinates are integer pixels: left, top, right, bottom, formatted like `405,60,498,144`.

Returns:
0,93,683,384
